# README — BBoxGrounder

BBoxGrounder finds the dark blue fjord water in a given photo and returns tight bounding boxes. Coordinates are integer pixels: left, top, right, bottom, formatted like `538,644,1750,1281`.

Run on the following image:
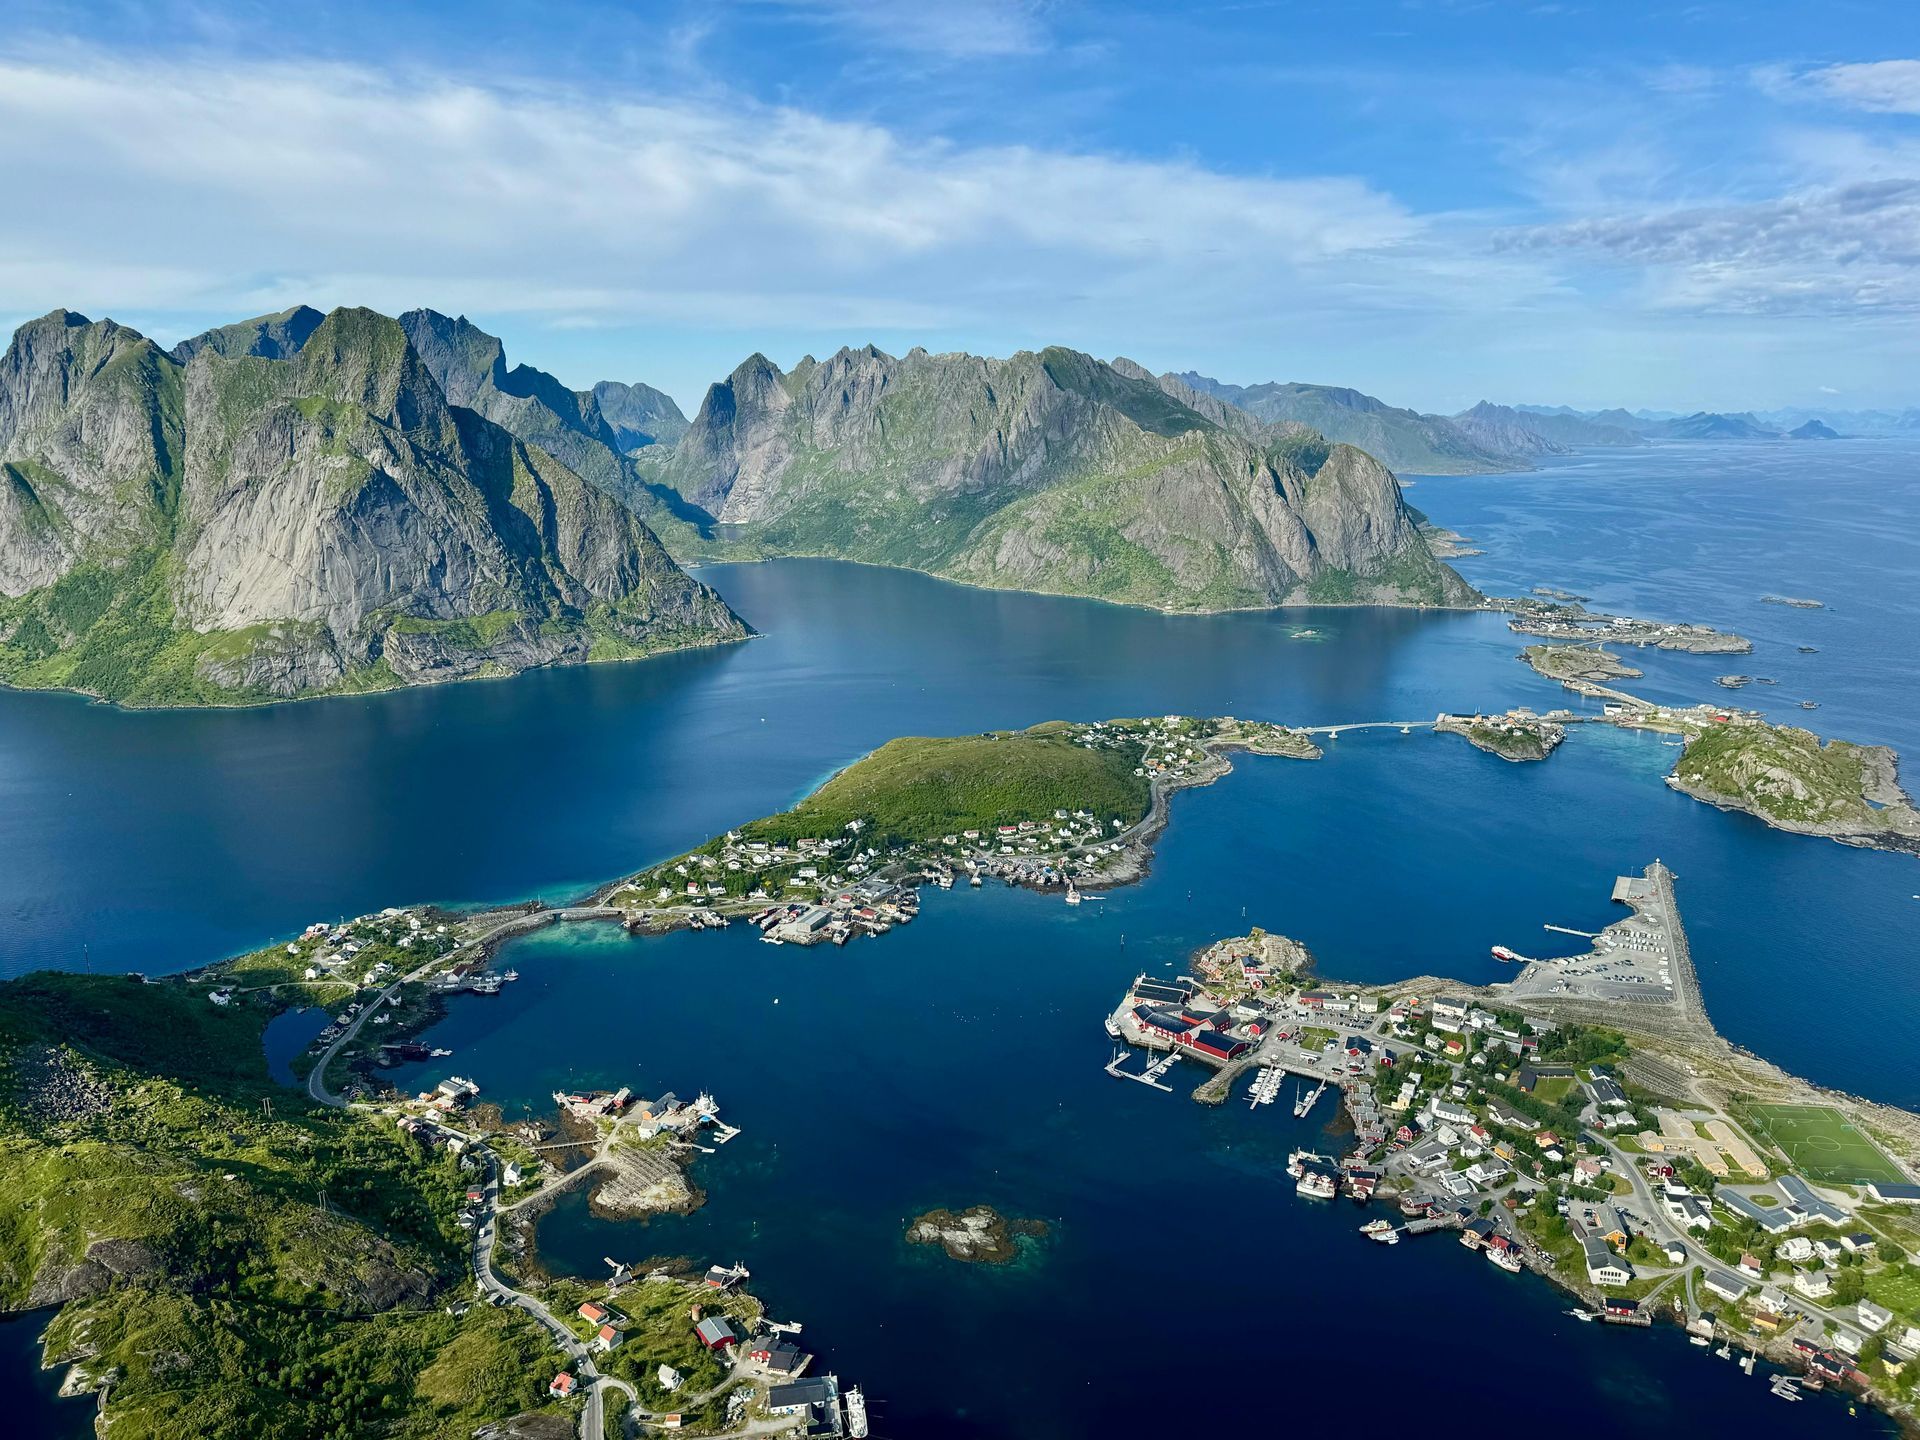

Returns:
1,439,1917,1434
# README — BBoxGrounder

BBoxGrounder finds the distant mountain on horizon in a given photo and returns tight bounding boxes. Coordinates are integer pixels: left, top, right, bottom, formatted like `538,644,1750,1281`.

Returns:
1170,372,1521,474
1788,418,1841,440
1453,400,1643,452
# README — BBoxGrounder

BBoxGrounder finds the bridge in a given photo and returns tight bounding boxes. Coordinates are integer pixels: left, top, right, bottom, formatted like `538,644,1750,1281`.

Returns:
1296,720,1436,737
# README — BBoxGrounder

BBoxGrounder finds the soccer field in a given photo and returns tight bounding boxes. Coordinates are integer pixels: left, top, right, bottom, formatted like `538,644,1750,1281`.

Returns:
1738,1103,1908,1186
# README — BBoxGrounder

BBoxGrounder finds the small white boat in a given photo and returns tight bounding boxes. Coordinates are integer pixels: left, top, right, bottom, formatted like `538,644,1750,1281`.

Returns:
1566,1308,1594,1322
1065,887,1081,905
1690,1335,1711,1347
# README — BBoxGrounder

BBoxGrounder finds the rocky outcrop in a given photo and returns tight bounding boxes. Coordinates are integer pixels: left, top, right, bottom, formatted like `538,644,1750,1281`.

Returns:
1670,723,1920,855
0,307,746,703
905,1205,1046,1264
653,344,1476,611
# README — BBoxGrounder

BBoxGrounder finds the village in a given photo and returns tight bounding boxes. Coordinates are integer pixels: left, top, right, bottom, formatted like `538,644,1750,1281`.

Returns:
1101,864,1920,1413
382,1069,873,1438
603,715,1320,945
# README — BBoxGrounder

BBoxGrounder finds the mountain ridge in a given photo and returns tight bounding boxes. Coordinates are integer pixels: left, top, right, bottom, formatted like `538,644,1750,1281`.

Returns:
648,343,1476,612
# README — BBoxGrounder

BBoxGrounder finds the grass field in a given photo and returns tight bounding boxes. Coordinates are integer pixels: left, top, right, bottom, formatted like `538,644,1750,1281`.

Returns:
1736,1103,1908,1186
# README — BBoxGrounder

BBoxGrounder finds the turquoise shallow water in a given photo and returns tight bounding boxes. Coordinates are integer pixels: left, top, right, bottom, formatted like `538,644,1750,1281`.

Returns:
2,438,1918,1433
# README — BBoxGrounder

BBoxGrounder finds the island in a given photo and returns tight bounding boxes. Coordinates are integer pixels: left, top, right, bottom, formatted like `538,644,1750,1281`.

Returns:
1497,596,1751,655
1668,722,1920,854
1521,642,1644,687
602,716,1322,935
905,1206,1048,1265
1435,709,1565,762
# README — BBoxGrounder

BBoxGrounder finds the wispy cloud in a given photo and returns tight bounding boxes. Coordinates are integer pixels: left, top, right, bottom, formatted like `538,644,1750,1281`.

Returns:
749,0,1052,59
1801,58,1920,116
1498,178,1920,314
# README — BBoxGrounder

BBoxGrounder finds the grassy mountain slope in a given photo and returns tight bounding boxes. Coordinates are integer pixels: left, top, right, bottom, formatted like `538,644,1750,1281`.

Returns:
0,969,566,1440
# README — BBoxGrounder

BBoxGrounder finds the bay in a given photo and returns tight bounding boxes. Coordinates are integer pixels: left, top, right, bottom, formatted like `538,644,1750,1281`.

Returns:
2,438,1917,1436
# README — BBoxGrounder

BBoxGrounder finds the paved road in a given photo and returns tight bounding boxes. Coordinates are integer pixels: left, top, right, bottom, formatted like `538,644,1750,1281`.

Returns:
304,908,602,1107
470,1154,632,1440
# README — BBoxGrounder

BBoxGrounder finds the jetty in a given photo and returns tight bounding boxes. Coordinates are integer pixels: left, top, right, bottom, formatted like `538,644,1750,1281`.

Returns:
1294,1078,1329,1119
1106,1047,1176,1092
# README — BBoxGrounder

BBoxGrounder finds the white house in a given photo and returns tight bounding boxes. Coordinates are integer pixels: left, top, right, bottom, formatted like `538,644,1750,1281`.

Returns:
1859,1300,1895,1333
1794,1270,1834,1300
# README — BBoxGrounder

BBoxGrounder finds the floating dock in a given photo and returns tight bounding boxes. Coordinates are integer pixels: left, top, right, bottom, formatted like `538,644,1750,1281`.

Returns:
1106,1046,1176,1092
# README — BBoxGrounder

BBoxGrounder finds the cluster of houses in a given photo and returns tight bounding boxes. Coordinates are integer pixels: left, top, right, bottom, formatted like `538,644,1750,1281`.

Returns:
749,885,920,946
548,1280,851,1436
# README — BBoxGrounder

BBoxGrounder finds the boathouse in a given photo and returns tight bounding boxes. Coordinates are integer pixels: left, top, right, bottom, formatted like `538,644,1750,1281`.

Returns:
1184,1029,1249,1062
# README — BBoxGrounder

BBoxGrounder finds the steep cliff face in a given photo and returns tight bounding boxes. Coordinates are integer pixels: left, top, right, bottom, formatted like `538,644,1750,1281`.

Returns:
0,307,745,704
0,311,183,594
653,343,1474,610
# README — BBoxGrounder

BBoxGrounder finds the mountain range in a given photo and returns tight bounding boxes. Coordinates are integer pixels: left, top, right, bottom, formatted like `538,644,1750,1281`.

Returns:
644,344,1476,611
0,307,745,704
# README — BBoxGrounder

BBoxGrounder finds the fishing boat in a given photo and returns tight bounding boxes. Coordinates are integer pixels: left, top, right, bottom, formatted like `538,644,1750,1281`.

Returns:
1689,1335,1710,1347
1566,1308,1594,1322
845,1387,869,1439
1065,886,1081,905
1296,1166,1338,1200
1486,1248,1522,1273
1359,1219,1398,1244
1104,1013,1123,1040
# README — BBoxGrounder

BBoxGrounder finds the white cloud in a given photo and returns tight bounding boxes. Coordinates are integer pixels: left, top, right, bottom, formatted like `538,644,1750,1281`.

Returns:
0,47,1525,368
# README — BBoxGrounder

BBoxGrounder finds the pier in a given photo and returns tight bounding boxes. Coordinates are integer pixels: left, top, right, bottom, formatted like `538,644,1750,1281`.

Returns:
1294,1078,1329,1119
1106,1047,1176,1092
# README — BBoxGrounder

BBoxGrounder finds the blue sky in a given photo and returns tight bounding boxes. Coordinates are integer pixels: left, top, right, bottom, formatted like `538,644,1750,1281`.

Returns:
4,0,1920,414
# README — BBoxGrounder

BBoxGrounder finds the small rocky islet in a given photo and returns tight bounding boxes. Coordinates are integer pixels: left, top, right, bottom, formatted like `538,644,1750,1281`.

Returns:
905,1205,1050,1265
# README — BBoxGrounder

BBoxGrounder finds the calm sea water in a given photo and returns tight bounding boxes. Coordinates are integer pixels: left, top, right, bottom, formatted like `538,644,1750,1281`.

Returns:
2,439,1917,1434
